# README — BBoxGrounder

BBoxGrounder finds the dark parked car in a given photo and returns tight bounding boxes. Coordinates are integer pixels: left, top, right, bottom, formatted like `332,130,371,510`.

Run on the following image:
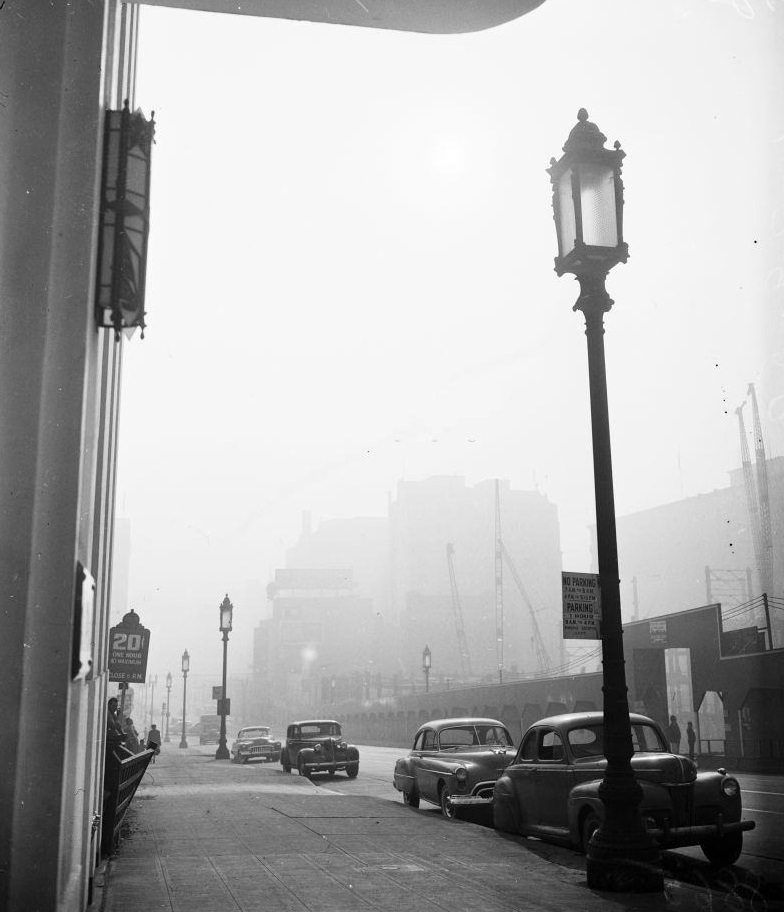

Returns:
230,726,282,764
393,717,516,819
280,719,359,778
493,711,755,865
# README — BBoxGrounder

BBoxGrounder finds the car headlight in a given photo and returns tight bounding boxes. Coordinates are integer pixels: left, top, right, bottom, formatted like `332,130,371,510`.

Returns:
314,743,322,753
275,742,281,748
721,777,739,798
455,767,468,784
339,741,347,750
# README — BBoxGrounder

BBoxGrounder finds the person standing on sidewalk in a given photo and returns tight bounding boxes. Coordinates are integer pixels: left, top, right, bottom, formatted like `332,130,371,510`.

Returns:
667,715,682,754
686,720,697,760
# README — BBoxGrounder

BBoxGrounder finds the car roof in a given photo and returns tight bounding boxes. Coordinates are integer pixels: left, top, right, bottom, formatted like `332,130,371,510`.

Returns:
416,717,508,732
527,711,657,729
239,725,270,730
289,719,340,727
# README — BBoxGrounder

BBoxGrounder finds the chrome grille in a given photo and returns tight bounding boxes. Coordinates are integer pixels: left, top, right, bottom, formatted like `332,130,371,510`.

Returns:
668,784,695,827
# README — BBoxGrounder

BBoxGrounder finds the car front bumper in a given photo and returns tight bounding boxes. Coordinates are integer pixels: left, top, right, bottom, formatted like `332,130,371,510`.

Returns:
649,817,755,847
301,761,350,772
448,794,494,807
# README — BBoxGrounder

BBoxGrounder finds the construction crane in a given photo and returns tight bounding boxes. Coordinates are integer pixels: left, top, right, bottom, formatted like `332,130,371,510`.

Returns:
445,543,472,679
736,401,766,593
494,480,551,675
501,543,552,674
748,383,774,595
494,479,504,683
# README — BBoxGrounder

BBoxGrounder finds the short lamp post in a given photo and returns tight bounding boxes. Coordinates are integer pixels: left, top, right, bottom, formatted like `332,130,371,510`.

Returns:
215,595,233,760
164,672,172,742
422,645,431,693
179,650,189,749
547,109,662,892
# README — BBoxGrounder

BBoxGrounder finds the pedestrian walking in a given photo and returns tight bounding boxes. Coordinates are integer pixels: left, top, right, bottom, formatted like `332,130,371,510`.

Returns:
667,714,682,754
146,723,162,762
686,720,697,760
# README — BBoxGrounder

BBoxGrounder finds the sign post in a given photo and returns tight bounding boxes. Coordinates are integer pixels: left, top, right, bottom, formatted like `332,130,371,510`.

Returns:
562,572,601,640
108,609,150,685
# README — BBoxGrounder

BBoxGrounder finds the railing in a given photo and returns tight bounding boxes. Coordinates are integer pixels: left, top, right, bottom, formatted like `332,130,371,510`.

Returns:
101,747,154,856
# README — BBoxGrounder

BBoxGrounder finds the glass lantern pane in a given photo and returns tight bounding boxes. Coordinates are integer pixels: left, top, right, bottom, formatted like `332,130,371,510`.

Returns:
557,168,576,257
579,163,618,247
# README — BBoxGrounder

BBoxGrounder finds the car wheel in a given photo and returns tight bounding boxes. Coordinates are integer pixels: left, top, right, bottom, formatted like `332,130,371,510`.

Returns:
346,762,359,778
581,812,601,853
402,788,420,809
440,783,459,820
298,756,311,779
700,832,743,867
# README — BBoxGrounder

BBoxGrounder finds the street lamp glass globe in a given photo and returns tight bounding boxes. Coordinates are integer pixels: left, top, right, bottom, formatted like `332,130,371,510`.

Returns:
181,650,190,673
219,595,233,633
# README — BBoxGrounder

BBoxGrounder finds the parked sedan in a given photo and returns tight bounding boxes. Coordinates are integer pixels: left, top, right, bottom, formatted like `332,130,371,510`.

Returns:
230,726,282,764
280,720,359,778
393,717,516,819
493,711,755,866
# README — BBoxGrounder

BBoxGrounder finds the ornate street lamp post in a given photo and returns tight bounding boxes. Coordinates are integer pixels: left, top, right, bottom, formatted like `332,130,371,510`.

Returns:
547,109,662,892
148,674,157,734
422,645,431,693
179,650,189,749
216,595,233,760
165,672,172,742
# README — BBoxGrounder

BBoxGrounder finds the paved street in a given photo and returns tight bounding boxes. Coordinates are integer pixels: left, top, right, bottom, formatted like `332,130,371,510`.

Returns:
92,744,782,912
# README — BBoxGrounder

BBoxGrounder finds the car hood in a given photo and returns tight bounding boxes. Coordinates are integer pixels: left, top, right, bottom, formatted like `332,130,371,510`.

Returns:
630,753,697,784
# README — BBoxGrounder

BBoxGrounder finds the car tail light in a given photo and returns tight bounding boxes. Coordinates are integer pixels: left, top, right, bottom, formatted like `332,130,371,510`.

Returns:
721,777,739,798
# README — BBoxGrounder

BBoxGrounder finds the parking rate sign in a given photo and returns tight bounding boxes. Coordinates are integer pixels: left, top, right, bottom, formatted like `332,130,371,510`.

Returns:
562,572,601,639
108,609,150,683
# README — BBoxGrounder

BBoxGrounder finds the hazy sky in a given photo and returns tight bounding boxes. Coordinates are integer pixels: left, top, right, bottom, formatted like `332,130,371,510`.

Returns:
118,0,783,685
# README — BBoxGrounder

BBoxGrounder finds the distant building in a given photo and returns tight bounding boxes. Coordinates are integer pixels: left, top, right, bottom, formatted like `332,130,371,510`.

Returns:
611,456,784,645
257,568,381,723
389,476,564,683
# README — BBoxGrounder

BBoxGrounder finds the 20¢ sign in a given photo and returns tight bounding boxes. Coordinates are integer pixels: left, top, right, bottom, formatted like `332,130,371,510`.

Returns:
108,609,150,683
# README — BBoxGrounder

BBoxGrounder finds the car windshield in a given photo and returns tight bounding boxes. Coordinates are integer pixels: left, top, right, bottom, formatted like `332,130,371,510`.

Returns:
239,728,269,739
438,724,512,750
567,722,667,758
301,723,341,737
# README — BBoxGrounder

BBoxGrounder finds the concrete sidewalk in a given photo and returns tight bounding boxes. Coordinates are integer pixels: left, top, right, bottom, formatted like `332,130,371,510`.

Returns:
92,745,745,912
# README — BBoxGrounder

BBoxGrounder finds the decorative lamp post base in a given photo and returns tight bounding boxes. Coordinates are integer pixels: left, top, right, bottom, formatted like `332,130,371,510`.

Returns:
586,847,664,893
215,741,230,760
179,740,188,749
586,777,663,892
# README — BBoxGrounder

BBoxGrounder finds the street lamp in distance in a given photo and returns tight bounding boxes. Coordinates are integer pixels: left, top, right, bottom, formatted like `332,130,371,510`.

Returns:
215,595,233,760
179,650,189,749
165,672,172,742
422,645,431,693
547,108,662,892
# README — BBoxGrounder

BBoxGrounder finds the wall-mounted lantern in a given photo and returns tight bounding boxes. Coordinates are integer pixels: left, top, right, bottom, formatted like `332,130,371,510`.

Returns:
95,100,155,340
